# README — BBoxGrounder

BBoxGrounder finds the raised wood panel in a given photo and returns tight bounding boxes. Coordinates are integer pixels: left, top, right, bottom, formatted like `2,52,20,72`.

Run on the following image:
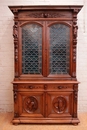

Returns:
47,92,73,118
18,91,44,117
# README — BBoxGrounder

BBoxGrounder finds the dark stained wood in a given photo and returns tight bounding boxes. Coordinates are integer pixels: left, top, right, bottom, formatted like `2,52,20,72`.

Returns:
9,5,83,125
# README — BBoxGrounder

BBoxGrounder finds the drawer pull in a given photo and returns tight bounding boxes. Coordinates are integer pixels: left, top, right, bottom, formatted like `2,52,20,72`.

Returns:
58,86,63,89
29,86,34,89
58,86,67,89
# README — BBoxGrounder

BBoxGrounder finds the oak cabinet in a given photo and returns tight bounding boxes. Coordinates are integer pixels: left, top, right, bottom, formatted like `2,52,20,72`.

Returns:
9,5,83,125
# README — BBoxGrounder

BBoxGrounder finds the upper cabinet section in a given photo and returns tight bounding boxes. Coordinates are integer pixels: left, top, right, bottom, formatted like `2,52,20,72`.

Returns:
9,5,83,80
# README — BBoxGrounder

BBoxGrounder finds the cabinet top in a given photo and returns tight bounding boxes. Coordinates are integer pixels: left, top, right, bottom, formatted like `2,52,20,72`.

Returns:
9,5,83,14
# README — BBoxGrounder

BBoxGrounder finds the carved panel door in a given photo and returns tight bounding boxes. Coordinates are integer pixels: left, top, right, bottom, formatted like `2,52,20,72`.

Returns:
18,91,45,117
46,92,73,118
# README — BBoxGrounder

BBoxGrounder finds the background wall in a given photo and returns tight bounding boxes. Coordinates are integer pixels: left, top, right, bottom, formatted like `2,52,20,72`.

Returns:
0,0,87,112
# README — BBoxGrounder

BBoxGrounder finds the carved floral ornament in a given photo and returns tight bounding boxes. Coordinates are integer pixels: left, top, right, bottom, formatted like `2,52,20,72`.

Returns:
26,12,67,18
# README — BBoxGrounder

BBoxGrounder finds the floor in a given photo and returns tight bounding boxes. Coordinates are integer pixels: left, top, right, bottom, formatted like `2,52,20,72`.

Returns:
0,113,87,130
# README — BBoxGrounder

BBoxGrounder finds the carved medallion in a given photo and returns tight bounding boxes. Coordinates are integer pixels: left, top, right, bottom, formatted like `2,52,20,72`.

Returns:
53,96,67,113
23,96,38,113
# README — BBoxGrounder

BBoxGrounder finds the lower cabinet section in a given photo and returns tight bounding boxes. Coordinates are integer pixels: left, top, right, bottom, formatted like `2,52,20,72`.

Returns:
13,83,80,125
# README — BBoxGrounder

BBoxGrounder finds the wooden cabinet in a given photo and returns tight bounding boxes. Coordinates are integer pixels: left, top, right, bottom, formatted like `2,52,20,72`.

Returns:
9,5,83,125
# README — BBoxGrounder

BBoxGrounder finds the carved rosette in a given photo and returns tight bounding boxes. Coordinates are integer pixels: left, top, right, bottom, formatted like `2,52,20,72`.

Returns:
53,96,67,113
23,96,38,113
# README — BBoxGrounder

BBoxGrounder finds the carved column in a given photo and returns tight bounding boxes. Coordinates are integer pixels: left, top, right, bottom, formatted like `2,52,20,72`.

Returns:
13,9,19,78
73,84,78,118
13,84,19,118
72,9,79,78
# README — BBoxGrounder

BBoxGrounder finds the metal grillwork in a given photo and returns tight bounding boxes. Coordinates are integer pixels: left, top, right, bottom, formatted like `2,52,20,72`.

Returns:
22,24,42,74
49,24,70,74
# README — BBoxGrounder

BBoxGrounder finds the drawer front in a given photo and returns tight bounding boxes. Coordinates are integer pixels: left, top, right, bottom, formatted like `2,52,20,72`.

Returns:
14,84,73,91
47,84,73,91
17,84,44,91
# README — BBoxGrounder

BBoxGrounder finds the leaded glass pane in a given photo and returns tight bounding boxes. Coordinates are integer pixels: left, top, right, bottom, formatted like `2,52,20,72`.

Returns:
22,24,42,74
49,24,70,74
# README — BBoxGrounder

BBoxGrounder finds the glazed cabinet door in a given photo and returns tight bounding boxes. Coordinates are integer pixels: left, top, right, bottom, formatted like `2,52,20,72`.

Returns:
46,91,73,118
19,21,47,77
16,91,45,118
46,21,72,77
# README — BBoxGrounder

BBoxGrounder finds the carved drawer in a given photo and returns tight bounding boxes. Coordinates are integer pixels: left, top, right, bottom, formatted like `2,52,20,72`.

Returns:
14,84,74,92
16,84,44,91
47,84,73,91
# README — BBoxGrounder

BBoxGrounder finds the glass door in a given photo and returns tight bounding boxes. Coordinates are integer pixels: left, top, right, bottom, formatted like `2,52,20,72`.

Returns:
46,22,72,77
